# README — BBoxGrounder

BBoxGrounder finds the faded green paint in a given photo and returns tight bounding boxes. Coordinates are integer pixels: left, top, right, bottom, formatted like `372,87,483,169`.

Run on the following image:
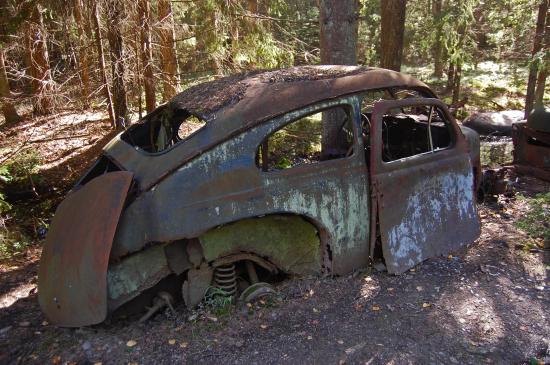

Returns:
199,215,321,275
107,244,171,308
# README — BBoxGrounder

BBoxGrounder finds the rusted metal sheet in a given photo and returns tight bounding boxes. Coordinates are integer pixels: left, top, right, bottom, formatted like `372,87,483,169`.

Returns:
110,96,371,275
104,67,434,191
513,121,550,181
370,99,480,274
38,171,133,327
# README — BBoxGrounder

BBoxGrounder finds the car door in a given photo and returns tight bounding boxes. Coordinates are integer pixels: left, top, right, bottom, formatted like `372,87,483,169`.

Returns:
369,98,480,274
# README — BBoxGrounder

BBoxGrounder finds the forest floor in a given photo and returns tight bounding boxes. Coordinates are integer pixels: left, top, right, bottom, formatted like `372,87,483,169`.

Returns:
0,65,549,364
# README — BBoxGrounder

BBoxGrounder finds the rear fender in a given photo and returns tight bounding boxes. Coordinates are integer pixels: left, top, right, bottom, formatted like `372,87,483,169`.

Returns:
38,171,133,327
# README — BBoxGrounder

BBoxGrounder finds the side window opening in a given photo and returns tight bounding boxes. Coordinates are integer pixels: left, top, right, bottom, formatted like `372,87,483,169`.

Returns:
256,105,354,172
379,104,452,162
360,88,436,162
121,106,206,153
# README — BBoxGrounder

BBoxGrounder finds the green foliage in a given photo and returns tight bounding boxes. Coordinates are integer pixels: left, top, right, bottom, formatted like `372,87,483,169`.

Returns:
358,0,381,65
515,192,550,243
190,0,294,74
0,229,32,261
3,150,42,184
267,116,321,168
203,287,234,317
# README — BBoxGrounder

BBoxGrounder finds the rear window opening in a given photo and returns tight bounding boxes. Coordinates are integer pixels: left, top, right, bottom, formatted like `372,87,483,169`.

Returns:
121,106,206,153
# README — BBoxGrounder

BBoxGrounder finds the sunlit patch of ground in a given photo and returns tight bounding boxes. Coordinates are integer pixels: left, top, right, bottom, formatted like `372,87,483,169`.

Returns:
1,111,109,171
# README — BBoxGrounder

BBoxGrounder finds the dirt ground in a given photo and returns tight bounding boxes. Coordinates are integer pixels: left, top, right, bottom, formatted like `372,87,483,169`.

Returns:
0,113,549,365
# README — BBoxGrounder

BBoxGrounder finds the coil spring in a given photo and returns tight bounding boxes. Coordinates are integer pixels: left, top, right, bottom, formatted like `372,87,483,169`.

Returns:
214,264,237,296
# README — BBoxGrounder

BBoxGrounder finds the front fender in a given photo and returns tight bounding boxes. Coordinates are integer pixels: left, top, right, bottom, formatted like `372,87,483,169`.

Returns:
38,171,133,327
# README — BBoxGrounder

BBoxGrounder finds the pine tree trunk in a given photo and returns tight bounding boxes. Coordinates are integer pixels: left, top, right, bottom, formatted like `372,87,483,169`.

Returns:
73,0,91,107
319,0,358,158
107,0,128,129
525,0,549,118
319,0,358,65
452,62,462,107
158,0,179,101
247,0,258,14
446,61,455,91
534,4,550,107
26,4,55,114
138,0,156,113
380,0,407,71
432,0,443,78
92,1,116,128
0,49,21,123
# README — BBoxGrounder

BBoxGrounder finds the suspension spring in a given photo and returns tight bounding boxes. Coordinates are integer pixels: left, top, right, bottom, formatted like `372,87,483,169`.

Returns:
214,264,237,296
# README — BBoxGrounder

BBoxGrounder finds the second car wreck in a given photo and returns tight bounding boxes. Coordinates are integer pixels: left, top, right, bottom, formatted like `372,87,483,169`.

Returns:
38,66,481,327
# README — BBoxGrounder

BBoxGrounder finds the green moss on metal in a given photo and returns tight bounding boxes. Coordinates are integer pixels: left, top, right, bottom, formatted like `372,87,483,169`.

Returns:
107,244,170,303
199,215,321,275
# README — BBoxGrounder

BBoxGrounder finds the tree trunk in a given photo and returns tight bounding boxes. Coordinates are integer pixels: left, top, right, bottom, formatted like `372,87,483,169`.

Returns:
525,0,549,118
133,31,143,120
380,0,407,71
158,0,179,101
259,0,269,16
432,0,443,78
74,0,91,107
446,61,455,91
319,0,358,158
0,49,21,123
247,0,258,14
319,0,358,65
534,6,550,107
107,0,128,129
26,4,55,114
452,62,462,107
138,0,156,113
92,1,116,128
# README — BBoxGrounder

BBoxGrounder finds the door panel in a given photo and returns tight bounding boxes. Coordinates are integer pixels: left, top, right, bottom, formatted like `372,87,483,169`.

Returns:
369,98,480,274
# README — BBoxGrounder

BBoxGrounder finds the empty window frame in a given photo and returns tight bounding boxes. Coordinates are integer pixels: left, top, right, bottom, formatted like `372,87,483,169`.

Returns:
121,107,206,153
379,104,452,162
256,105,354,171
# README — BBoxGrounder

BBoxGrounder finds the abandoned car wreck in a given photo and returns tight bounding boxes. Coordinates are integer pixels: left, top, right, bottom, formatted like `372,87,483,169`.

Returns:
37,66,481,327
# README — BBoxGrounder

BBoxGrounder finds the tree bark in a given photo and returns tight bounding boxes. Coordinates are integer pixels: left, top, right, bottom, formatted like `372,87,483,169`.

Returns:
247,0,258,14
319,0,358,159
107,0,128,129
92,1,116,128
432,0,444,78
525,0,549,118
534,3,550,107
380,0,407,71
319,0,358,65
74,0,91,107
446,60,455,91
0,49,21,123
452,62,462,107
26,4,55,114
158,0,179,101
138,0,156,113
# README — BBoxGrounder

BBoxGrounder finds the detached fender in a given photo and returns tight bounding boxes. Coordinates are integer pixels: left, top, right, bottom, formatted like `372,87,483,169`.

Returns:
38,171,133,327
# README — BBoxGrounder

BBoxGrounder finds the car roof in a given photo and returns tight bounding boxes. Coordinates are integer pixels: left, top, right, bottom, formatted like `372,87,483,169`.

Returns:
168,66,433,126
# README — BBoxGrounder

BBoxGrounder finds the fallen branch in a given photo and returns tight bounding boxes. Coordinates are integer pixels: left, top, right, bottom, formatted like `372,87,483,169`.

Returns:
28,133,90,143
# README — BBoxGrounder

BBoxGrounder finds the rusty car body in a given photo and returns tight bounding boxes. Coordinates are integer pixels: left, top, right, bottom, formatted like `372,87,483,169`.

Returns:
513,106,550,181
38,66,481,327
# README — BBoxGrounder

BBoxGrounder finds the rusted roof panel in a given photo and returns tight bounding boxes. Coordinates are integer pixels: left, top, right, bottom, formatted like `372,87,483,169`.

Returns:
169,66,431,123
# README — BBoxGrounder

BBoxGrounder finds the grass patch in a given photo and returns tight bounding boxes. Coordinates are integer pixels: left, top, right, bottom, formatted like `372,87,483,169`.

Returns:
515,192,550,250
202,287,234,318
